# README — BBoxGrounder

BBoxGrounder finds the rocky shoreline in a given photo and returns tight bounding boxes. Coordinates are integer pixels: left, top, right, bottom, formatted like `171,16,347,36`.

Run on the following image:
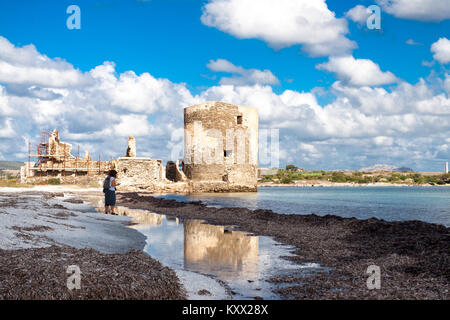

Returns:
117,192,449,300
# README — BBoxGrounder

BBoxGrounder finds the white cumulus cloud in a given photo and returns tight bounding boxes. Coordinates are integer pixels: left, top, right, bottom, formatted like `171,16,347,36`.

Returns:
345,5,371,26
0,118,14,138
0,36,89,88
316,56,398,87
201,0,356,57
376,0,450,22
431,37,450,64
206,59,280,86
0,35,449,171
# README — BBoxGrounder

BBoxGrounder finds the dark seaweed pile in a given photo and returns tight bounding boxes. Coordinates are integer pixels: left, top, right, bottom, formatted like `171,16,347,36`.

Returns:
0,245,186,300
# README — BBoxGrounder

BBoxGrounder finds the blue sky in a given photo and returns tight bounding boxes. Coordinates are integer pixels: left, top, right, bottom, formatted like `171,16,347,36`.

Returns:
1,0,446,92
0,0,449,171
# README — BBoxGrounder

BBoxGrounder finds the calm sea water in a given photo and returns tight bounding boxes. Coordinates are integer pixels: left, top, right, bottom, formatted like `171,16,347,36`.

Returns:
157,186,450,227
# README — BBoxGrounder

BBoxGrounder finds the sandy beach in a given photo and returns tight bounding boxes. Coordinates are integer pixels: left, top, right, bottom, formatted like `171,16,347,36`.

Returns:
1,185,448,300
0,186,185,300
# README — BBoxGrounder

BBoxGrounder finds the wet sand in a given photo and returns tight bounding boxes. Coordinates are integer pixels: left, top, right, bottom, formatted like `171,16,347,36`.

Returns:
117,192,450,300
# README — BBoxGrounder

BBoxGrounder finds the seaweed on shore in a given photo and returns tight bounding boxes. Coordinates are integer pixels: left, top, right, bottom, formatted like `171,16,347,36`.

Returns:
117,192,449,300
0,245,186,300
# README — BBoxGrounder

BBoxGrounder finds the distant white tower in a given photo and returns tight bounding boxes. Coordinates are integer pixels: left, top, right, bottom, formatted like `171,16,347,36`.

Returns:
446,162,449,174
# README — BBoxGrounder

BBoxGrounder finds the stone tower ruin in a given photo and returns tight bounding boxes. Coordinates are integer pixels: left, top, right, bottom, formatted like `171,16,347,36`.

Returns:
183,101,258,192
22,101,260,193
126,136,136,157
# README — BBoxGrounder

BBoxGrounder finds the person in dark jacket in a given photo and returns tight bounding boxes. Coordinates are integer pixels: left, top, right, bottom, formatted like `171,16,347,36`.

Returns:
104,170,120,215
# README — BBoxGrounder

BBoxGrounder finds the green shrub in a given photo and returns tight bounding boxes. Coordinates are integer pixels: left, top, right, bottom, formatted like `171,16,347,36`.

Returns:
261,176,273,182
0,181,32,188
356,177,372,184
47,178,61,185
285,164,298,172
280,177,294,184
330,172,347,183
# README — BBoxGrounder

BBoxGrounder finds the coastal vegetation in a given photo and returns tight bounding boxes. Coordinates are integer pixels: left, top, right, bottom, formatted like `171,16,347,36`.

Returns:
0,161,23,170
260,165,450,185
0,175,61,187
0,179,32,188
0,178,102,188
47,178,61,185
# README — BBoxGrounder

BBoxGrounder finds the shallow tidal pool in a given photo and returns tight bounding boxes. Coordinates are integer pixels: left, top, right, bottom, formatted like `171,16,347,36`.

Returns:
113,206,323,300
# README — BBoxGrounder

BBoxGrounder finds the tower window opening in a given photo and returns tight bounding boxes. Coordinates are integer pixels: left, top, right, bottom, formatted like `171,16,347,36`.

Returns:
237,115,243,124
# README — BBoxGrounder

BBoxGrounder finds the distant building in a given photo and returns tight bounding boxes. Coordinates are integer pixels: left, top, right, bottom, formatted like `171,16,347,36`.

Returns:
446,162,449,174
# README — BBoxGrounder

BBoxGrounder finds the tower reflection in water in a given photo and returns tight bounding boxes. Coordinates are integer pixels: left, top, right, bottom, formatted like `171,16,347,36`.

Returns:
114,206,259,280
184,220,259,280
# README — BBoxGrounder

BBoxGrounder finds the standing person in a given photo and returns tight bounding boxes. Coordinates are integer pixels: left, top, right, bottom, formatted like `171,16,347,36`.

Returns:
103,170,120,215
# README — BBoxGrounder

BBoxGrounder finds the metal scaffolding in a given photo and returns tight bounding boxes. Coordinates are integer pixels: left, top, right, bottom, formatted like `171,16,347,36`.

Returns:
27,130,113,178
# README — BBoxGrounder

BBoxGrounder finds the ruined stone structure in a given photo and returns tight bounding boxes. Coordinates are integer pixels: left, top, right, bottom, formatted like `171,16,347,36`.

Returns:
116,157,164,191
126,136,136,158
22,101,260,193
48,129,73,159
21,130,113,185
184,101,259,192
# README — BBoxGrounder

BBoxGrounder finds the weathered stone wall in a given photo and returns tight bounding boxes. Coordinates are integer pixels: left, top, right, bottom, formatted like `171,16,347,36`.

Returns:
116,157,164,191
20,160,111,185
48,129,73,159
156,182,189,193
23,172,106,186
184,101,258,192
34,159,109,171
188,181,257,193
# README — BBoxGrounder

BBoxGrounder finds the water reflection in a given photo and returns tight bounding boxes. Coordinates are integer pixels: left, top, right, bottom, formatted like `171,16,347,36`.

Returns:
96,204,313,300
116,206,167,226
184,220,258,279
114,206,259,279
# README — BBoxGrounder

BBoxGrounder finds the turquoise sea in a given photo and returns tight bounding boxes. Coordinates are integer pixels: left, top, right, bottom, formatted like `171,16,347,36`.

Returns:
157,186,450,227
